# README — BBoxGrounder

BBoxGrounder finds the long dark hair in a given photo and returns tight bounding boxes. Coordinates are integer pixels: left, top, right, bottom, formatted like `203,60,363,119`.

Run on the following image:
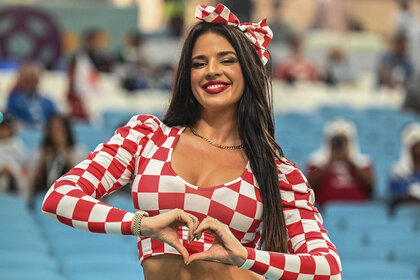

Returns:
163,22,287,252
42,114,75,149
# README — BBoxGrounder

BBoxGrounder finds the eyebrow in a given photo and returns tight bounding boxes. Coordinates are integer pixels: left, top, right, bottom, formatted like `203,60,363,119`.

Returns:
192,51,237,60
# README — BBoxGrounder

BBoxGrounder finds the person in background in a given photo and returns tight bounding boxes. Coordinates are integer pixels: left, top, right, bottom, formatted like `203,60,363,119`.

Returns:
274,35,322,84
6,62,57,127
306,118,375,207
0,113,28,200
269,0,295,46
67,28,113,121
114,30,152,92
32,115,85,198
389,123,420,209
311,0,351,32
377,32,415,89
163,0,186,37
324,47,356,86
394,0,420,72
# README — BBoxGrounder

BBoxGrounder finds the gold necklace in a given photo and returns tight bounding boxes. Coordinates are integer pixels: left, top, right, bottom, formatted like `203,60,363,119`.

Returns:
190,127,244,150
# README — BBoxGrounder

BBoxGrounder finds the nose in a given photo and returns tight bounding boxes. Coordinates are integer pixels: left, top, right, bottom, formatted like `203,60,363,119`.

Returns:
205,59,222,79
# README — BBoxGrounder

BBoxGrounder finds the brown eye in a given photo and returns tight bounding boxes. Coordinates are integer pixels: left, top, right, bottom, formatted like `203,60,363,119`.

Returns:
222,58,238,64
192,62,206,68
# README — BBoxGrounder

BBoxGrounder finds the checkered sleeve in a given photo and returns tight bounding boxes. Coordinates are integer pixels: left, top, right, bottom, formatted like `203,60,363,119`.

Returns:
240,162,342,279
41,115,160,235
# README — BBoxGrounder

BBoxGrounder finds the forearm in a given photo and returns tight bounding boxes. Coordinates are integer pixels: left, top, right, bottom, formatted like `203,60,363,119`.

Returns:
42,115,159,235
240,247,342,280
42,174,135,235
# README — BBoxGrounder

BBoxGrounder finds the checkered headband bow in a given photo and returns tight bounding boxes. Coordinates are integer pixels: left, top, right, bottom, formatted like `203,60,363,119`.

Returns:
195,4,273,65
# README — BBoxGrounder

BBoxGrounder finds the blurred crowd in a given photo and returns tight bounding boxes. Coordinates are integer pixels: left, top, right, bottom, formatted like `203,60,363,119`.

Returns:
1,0,420,211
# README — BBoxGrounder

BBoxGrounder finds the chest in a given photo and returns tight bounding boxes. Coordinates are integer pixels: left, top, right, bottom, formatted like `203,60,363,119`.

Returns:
130,128,263,235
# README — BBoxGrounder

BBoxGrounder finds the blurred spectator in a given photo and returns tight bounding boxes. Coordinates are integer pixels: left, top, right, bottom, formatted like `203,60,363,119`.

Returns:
312,0,351,32
67,28,113,121
31,115,85,197
269,0,295,45
403,72,420,112
222,0,253,23
6,62,57,127
115,30,152,92
324,47,356,86
305,119,375,207
377,32,415,89
163,0,186,37
0,113,28,200
274,35,322,83
153,63,175,91
389,123,420,209
395,0,420,72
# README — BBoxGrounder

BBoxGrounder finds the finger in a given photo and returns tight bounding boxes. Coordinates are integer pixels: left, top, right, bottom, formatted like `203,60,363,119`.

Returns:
177,211,198,243
193,217,221,238
166,238,190,264
187,214,199,241
186,251,213,265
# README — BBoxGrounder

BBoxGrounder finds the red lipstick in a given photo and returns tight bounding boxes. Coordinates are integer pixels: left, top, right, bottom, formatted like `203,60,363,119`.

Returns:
202,80,230,94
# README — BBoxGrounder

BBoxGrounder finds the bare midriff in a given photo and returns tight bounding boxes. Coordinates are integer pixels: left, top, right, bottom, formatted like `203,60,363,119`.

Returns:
142,255,264,280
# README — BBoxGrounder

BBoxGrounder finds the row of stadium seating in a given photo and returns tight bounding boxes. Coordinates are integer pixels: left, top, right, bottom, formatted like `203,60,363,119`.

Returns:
17,105,420,201
1,194,419,279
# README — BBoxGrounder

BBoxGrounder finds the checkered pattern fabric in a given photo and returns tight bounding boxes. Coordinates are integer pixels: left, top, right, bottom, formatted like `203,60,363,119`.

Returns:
42,115,342,279
195,4,273,66
239,162,342,279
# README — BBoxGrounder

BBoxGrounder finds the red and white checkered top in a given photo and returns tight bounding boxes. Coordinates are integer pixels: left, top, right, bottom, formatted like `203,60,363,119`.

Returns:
42,115,342,279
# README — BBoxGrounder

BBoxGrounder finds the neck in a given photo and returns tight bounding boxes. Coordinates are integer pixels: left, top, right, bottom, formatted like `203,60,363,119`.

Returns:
193,107,240,146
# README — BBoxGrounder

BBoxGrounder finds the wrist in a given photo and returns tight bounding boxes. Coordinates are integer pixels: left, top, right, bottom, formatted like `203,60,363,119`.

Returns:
238,247,255,269
131,210,149,237
233,245,248,267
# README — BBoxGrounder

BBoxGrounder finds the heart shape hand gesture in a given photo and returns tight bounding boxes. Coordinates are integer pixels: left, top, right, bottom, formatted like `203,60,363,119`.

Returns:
187,217,248,267
138,210,247,266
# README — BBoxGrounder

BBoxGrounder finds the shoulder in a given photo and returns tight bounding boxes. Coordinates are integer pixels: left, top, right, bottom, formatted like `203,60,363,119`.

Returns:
124,114,162,129
276,158,315,207
116,114,179,139
276,158,310,192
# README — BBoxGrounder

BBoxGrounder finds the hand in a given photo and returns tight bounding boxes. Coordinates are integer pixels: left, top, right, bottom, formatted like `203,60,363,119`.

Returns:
187,217,248,267
139,209,199,263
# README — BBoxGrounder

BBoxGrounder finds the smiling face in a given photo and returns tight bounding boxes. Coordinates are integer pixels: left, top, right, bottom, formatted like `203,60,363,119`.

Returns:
190,32,244,114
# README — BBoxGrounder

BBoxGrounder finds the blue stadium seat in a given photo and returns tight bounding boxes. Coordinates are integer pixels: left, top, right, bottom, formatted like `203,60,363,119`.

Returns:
1,268,66,280
17,127,42,153
319,106,359,121
342,260,418,280
0,251,59,271
69,270,145,280
0,232,50,253
106,194,134,212
0,194,31,218
74,122,111,151
323,202,388,222
62,253,142,280
101,110,139,135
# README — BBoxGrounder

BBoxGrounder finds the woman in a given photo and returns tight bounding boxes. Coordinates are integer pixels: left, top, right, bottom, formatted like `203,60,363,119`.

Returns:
42,4,342,279
33,114,85,196
0,113,27,199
